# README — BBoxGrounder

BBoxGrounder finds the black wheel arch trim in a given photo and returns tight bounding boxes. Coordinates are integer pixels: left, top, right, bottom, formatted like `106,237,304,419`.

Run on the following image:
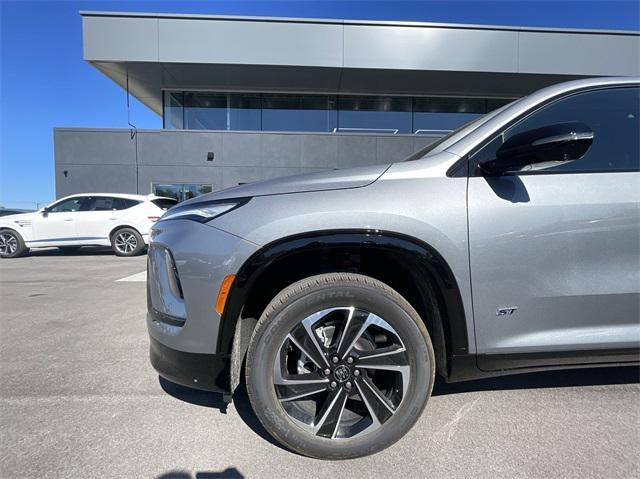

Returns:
218,229,470,379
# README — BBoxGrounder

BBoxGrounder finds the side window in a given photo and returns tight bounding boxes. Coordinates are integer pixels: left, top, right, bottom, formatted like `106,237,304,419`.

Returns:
119,199,141,210
473,87,640,174
48,197,83,213
80,196,117,211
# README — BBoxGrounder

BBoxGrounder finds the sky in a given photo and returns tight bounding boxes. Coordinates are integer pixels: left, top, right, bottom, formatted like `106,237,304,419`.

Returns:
1,1,639,209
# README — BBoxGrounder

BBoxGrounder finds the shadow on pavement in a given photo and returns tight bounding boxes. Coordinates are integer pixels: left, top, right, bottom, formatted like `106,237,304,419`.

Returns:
160,365,639,454
25,246,116,257
159,377,287,451
157,468,244,479
432,365,640,396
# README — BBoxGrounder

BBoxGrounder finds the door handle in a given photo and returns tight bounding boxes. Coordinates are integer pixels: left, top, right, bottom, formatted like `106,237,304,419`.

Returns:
64,219,74,222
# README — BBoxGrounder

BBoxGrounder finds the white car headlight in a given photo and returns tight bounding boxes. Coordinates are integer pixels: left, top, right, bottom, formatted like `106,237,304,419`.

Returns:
158,200,247,223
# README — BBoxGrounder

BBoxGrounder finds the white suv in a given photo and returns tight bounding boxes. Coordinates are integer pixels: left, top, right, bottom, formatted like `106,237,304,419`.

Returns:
0,193,177,258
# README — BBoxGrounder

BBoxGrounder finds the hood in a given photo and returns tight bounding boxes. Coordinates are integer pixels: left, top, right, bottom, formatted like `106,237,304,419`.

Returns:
184,163,391,204
0,211,37,226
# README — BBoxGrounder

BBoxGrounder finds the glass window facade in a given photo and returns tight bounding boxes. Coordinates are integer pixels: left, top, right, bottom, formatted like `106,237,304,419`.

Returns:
152,183,213,203
163,91,511,134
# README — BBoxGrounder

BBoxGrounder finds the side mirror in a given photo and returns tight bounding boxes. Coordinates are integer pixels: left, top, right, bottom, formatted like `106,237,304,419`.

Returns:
479,122,594,175
40,207,49,217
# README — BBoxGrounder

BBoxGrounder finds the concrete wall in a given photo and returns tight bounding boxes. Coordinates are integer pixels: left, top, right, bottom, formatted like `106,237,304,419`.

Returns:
54,129,439,198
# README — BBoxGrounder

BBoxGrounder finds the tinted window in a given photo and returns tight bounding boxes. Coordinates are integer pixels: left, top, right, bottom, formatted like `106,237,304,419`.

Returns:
262,94,337,132
164,91,184,129
413,97,485,134
151,198,178,210
337,96,412,134
152,184,213,203
115,198,141,210
476,87,640,173
48,197,83,213
184,93,261,131
80,196,118,211
164,91,512,134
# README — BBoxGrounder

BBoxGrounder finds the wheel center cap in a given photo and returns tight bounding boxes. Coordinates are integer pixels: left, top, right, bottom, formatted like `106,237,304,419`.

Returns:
333,364,351,382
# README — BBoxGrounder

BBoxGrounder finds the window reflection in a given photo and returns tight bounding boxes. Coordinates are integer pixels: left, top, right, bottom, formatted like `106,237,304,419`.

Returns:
262,94,337,132
163,91,512,134
152,183,213,203
163,92,184,129
337,96,411,134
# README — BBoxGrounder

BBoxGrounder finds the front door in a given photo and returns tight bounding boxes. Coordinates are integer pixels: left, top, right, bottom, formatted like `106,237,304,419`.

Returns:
468,86,640,369
74,196,120,241
32,196,83,243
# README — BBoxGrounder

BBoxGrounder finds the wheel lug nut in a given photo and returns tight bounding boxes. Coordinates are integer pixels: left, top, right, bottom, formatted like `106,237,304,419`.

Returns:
347,357,354,364
330,381,337,388
332,356,339,364
353,370,360,377
345,381,352,389
324,368,331,376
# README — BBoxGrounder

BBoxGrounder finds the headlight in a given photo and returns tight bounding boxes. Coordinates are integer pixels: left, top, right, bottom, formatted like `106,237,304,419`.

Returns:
158,199,248,223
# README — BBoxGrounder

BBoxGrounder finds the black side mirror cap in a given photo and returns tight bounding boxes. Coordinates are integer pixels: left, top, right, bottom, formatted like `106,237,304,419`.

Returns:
479,122,594,175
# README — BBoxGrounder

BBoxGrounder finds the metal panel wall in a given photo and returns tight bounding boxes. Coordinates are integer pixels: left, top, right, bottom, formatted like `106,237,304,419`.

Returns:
81,12,640,113
54,129,438,198
158,18,343,67
83,16,159,61
518,31,640,76
343,25,518,72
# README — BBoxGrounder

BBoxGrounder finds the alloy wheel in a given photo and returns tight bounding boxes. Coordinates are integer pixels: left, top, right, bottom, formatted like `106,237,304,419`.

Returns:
114,232,138,254
0,233,18,256
273,307,410,440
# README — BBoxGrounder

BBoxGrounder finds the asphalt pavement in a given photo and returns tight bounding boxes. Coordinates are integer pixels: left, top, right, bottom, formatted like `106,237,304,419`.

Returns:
1,248,639,478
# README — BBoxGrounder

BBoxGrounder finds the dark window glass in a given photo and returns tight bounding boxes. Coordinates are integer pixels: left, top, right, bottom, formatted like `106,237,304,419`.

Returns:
48,197,83,213
164,91,516,134
80,196,118,211
183,184,213,201
151,198,178,210
117,199,141,210
413,97,484,134
164,91,184,129
184,93,261,131
262,94,337,132
475,87,640,173
152,184,213,203
338,96,412,134
152,184,181,201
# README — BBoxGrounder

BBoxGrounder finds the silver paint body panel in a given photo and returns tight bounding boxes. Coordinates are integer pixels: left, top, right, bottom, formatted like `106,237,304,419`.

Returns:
148,78,640,364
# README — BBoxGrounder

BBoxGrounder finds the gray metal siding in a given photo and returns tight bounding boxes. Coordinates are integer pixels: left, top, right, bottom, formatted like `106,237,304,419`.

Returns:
83,13,640,76
518,31,640,76
343,25,519,72
83,16,159,62
54,129,437,198
158,18,343,66
80,13,640,116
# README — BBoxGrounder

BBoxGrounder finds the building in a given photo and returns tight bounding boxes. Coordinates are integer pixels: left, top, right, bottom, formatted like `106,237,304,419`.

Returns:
54,11,640,201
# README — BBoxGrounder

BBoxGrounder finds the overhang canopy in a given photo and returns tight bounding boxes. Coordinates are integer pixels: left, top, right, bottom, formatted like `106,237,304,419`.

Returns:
81,11,640,115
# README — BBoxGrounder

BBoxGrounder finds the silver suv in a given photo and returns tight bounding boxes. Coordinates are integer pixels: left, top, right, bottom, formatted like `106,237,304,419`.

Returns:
147,77,639,459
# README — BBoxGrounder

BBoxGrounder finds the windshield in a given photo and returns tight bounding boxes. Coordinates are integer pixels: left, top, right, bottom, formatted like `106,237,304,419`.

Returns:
404,101,515,161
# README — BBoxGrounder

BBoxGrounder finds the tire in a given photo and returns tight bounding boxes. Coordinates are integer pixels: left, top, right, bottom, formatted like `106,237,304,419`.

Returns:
245,273,435,459
0,229,27,258
58,246,82,253
110,227,145,257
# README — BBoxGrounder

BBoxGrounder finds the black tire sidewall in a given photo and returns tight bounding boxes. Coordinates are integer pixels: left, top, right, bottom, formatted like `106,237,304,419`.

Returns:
0,229,26,258
111,227,145,257
246,275,435,459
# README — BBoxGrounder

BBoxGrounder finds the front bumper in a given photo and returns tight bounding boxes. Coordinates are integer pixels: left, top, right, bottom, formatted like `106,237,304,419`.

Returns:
150,336,230,392
146,219,259,390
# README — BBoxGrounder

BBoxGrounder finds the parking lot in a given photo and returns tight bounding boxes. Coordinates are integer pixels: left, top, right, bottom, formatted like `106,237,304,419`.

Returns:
1,250,639,478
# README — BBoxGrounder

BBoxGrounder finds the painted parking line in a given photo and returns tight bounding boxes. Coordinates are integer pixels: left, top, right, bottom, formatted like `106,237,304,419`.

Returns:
115,271,147,283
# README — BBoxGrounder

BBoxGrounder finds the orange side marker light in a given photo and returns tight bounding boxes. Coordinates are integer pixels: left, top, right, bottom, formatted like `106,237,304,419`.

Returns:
215,275,236,315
